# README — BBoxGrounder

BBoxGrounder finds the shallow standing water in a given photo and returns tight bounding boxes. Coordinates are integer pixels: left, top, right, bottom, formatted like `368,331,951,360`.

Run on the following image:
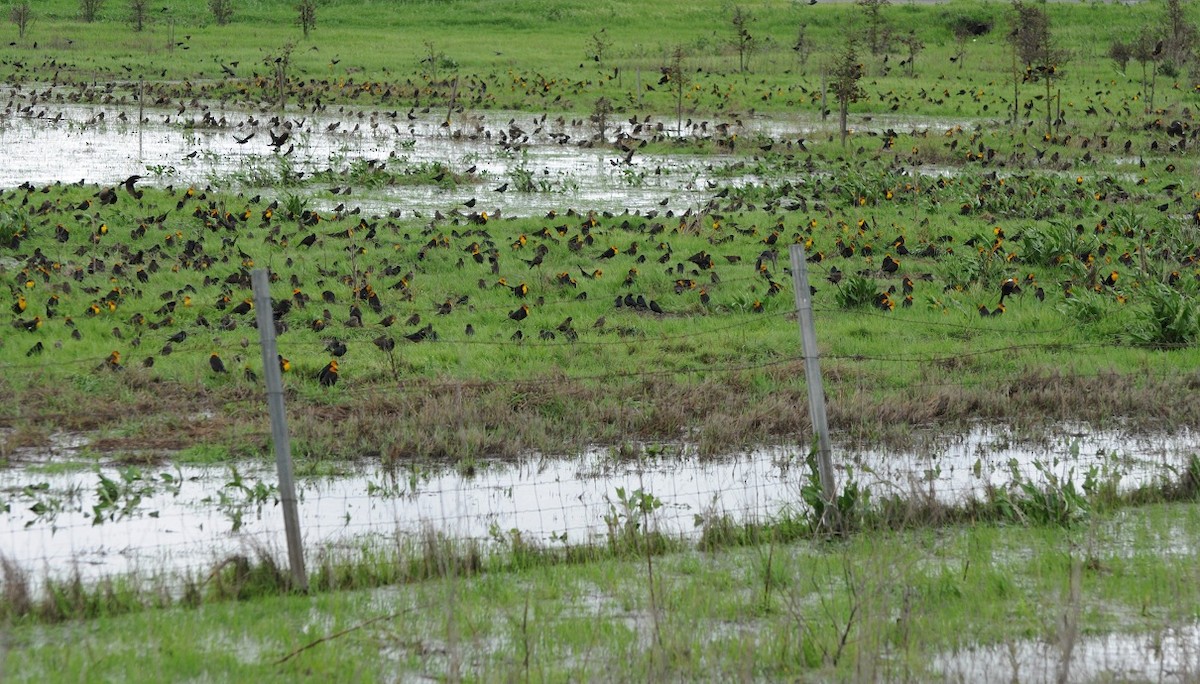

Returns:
0,424,1193,587
0,93,985,218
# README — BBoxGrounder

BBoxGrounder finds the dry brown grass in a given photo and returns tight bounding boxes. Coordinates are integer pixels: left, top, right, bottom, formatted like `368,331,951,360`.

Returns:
3,364,1194,465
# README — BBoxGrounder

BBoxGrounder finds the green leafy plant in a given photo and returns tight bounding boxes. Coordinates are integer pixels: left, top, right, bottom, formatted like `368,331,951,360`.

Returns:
1125,283,1200,348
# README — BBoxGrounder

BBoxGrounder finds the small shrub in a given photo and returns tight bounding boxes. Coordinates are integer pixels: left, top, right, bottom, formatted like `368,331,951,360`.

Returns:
1125,283,1200,348
10,2,33,39
129,0,148,31
297,0,316,37
209,0,233,25
943,9,994,37
79,0,104,23
833,275,878,309
1108,39,1132,72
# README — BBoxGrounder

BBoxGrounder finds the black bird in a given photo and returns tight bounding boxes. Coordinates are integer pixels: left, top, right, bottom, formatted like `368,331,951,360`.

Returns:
326,339,348,357
317,359,339,387
123,175,143,199
509,304,530,321
209,353,228,373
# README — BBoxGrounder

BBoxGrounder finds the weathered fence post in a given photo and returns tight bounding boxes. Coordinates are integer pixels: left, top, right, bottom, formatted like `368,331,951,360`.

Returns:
251,269,308,591
789,245,838,528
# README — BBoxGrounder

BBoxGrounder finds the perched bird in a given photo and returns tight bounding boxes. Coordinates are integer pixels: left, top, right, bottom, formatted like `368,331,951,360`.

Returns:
102,350,123,371
317,359,339,386
326,339,347,357
999,278,1021,303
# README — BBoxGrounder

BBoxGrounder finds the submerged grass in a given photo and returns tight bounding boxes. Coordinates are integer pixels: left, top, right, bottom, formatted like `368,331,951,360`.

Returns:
5,496,1200,681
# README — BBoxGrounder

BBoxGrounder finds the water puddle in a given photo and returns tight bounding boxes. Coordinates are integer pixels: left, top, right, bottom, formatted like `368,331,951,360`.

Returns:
0,424,1194,587
935,621,1200,682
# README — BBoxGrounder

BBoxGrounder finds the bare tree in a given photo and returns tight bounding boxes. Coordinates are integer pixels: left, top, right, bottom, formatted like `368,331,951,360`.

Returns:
10,3,33,40
1008,0,1068,133
129,0,147,32
79,0,104,23
1131,28,1164,112
897,30,923,77
1162,0,1197,66
830,38,864,145
1108,39,1132,73
730,6,755,73
856,0,891,56
587,28,612,66
209,0,233,25
662,46,689,136
297,0,316,38
793,23,813,73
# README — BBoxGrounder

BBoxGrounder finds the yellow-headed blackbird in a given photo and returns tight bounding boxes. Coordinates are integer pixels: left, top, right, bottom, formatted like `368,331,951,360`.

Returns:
12,295,26,314
509,304,530,321
317,359,339,386
230,299,252,316
598,246,619,259
104,350,123,371
210,353,228,373
881,255,900,274
16,316,41,332
278,354,292,373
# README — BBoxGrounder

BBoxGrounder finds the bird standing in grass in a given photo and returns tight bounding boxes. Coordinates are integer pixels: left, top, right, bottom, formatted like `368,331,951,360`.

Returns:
317,359,339,386
210,353,228,374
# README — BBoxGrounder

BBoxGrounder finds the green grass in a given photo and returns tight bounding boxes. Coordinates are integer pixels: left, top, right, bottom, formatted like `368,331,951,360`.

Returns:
0,0,1195,119
6,501,1200,680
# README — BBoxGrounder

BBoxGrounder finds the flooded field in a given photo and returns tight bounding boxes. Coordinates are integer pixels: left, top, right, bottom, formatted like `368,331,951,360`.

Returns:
1,424,1194,587
0,92,984,218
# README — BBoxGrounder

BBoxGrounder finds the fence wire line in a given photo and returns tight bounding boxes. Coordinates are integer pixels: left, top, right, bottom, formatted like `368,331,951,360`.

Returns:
2,283,1196,595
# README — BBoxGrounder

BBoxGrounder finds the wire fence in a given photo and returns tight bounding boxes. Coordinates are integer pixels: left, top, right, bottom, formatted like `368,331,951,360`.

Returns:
1,290,1197,595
